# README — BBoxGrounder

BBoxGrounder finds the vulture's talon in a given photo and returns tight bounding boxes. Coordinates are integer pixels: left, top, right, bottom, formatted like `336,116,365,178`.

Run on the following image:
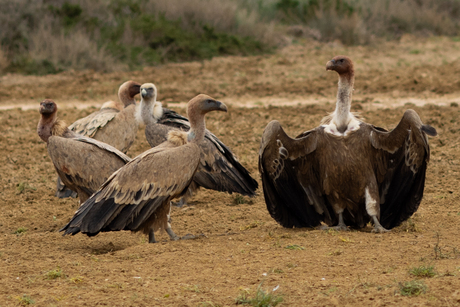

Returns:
372,226,390,233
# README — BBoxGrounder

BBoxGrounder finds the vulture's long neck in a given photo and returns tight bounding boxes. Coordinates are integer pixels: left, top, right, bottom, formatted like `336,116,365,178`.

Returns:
37,113,68,142
138,97,163,126
119,91,136,108
187,113,206,144
333,72,354,132
37,113,56,143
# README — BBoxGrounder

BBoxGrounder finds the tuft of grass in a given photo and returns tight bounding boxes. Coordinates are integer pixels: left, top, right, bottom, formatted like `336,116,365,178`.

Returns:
236,283,283,307
233,195,247,205
69,276,84,284
16,182,36,194
16,294,35,305
409,265,436,278
44,267,65,280
400,218,418,232
13,227,28,236
284,244,305,250
399,280,427,297
240,221,263,230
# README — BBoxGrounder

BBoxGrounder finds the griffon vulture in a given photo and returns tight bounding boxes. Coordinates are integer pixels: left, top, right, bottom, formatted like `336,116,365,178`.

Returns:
60,94,228,243
137,83,258,207
56,81,141,198
259,55,437,232
38,99,131,203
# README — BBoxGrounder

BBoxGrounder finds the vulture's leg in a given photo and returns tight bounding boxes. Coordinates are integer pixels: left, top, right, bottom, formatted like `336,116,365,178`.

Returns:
371,216,389,233
148,229,157,243
333,212,348,231
165,223,179,241
365,186,389,233
165,211,179,241
319,211,348,231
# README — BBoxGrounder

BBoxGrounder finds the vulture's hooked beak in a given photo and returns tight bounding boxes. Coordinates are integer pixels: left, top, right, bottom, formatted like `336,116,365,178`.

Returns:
326,59,335,71
213,100,228,113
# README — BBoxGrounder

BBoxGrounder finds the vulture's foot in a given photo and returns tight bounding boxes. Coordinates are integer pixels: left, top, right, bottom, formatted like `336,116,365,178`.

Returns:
372,225,390,233
371,216,390,233
166,227,179,241
181,233,196,240
180,233,205,240
171,198,187,208
148,229,157,243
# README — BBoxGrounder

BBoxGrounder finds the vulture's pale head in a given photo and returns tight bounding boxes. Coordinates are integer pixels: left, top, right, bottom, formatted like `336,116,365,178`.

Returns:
187,94,227,117
140,83,157,102
326,55,354,75
39,99,57,116
118,81,141,106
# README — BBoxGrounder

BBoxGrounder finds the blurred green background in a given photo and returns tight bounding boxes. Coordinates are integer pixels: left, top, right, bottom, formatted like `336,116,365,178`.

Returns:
1,0,459,75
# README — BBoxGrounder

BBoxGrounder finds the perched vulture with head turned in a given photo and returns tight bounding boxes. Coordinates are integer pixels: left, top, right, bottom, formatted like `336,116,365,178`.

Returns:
60,94,228,243
259,55,437,232
56,81,141,198
37,100,131,203
137,83,258,206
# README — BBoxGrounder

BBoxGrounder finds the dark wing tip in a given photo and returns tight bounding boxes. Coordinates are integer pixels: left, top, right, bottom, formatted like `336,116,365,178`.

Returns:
422,125,437,137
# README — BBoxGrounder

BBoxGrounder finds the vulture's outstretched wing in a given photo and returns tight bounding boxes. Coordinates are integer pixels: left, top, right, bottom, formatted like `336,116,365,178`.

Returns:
259,120,336,228
69,108,119,137
60,143,200,236
48,136,131,203
146,108,258,196
369,109,437,229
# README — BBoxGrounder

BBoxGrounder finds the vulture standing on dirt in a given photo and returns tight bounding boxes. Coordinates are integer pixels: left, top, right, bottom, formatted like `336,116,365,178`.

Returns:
259,55,437,232
137,83,258,206
55,81,141,198
37,99,131,203
60,94,228,243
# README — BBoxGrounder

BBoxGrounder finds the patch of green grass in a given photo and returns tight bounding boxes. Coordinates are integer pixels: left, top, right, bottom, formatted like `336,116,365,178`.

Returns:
232,194,247,205
399,280,427,297
17,294,35,305
16,182,36,194
44,267,65,280
409,265,436,278
13,227,28,235
235,283,283,307
284,244,305,250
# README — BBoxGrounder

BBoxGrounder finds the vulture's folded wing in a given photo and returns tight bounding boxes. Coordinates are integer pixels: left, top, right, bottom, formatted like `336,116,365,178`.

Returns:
259,120,335,228
152,108,258,196
69,108,119,137
47,136,129,199
60,143,200,236
369,109,437,229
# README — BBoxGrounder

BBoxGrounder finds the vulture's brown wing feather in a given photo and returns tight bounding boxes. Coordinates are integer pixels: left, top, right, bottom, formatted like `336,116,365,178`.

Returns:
60,143,200,236
146,108,258,196
48,136,130,202
369,109,437,229
259,120,335,228
69,108,119,137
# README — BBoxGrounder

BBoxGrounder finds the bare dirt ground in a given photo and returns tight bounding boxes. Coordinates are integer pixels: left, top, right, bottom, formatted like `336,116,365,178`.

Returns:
1,36,460,306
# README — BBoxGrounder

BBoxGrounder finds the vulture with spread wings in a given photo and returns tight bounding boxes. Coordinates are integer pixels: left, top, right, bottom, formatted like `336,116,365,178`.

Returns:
259,56,437,232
